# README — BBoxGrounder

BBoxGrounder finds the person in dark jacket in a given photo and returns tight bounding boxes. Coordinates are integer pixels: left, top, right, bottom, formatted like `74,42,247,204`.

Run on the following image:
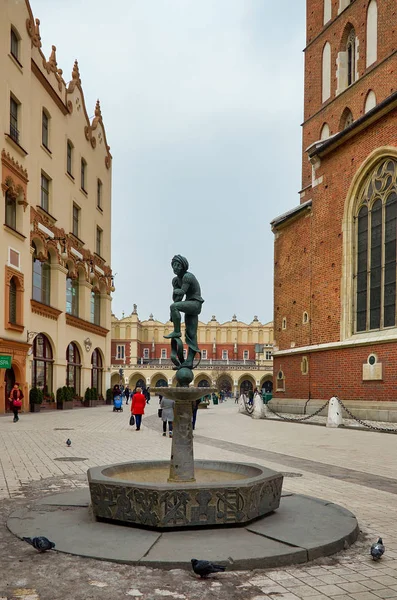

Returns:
112,384,121,399
124,386,130,405
9,382,23,422
144,386,151,405
192,398,201,431
131,387,146,431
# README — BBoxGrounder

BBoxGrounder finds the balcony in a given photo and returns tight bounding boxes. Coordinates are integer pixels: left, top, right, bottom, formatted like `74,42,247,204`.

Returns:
111,358,272,372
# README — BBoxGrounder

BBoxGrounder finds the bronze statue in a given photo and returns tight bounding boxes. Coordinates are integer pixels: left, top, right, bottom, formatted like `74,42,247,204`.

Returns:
164,255,204,371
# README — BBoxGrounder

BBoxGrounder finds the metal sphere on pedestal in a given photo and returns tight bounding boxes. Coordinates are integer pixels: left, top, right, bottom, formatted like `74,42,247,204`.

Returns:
176,367,194,387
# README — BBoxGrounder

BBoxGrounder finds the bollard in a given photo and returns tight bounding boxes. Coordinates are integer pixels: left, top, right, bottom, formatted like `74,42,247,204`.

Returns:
252,392,265,419
327,396,343,428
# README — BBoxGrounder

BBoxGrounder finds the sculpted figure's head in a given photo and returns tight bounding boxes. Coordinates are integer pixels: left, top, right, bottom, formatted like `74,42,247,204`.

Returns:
171,255,189,277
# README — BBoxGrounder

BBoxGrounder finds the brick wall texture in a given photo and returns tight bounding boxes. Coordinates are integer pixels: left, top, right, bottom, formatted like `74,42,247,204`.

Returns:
273,0,397,402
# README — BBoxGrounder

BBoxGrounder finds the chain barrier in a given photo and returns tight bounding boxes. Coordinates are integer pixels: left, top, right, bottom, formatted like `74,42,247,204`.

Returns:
265,398,331,422
335,396,397,433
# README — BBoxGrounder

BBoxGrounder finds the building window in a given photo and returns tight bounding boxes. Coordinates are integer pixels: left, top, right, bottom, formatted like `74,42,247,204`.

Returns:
347,28,356,86
32,245,50,305
10,28,20,61
81,158,87,191
282,317,287,330
117,345,125,360
96,227,102,256
265,350,272,360
67,141,73,175
183,348,187,359
42,110,49,148
276,370,285,392
202,349,207,359
32,333,53,393
90,291,100,325
323,0,331,24
72,205,80,237
303,311,309,324
66,342,81,394
5,191,16,230
243,350,249,360
97,179,102,209
222,350,228,360
366,0,377,67
91,348,103,395
355,158,397,332
9,277,17,324
40,173,50,212
143,348,149,359
320,123,330,141
322,42,331,102
340,107,354,130
161,349,167,359
10,96,19,143
66,276,79,316
364,90,377,114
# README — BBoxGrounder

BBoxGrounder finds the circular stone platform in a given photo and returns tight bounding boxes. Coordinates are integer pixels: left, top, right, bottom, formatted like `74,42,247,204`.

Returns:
7,489,359,570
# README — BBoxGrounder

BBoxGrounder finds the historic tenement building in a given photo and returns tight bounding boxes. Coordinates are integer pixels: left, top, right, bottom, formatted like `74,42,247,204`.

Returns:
111,308,273,396
0,0,113,412
272,0,397,407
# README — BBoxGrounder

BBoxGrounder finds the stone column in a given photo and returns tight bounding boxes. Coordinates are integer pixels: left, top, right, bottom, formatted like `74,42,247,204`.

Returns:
168,399,195,482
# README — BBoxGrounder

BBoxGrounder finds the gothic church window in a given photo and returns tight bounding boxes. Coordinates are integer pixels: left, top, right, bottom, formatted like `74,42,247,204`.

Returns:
364,90,377,114
323,0,331,24
336,25,358,94
322,42,331,102
340,107,354,130
355,159,397,332
320,123,330,140
366,0,378,67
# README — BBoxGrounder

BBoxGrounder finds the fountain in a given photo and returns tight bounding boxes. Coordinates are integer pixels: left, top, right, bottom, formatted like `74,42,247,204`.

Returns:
88,255,283,528
7,256,358,568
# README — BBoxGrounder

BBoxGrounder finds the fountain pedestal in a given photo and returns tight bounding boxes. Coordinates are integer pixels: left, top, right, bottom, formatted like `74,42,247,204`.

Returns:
168,398,195,482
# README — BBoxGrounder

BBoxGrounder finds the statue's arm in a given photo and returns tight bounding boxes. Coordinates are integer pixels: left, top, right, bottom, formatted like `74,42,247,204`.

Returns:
172,277,184,302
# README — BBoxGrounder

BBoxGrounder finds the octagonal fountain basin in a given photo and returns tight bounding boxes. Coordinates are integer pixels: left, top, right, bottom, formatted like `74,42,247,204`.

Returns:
88,460,283,530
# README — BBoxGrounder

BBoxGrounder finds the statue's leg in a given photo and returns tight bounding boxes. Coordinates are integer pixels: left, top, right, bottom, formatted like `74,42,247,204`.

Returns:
164,303,182,339
183,313,199,367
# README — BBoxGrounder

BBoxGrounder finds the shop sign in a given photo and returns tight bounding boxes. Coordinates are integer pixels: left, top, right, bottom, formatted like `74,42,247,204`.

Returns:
0,355,12,369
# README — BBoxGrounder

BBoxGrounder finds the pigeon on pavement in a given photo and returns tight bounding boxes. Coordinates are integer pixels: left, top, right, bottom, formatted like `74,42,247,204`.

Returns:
23,536,55,552
370,538,385,560
191,558,226,578
66,438,71,446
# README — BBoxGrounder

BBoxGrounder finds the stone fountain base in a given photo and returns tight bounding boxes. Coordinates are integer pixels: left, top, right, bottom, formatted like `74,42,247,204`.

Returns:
87,460,283,529
7,489,359,569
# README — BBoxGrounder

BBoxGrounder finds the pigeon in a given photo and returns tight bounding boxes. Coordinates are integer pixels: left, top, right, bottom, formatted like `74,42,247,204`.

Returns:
66,439,71,446
191,558,226,578
370,538,385,560
23,536,55,552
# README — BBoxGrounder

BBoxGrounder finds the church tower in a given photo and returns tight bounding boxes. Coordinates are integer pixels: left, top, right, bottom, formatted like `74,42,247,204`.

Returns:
272,1,397,411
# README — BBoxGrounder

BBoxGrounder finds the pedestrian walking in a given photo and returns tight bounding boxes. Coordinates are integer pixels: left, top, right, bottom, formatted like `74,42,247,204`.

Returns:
9,382,23,422
192,398,201,431
124,386,130,405
144,386,151,405
131,387,146,431
160,395,174,437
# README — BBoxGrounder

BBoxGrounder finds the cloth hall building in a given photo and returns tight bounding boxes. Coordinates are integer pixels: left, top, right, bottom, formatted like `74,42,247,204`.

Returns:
272,0,397,416
111,308,273,396
0,0,113,413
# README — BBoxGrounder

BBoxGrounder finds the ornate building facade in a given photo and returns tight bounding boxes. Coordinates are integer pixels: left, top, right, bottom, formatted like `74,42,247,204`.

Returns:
0,0,113,413
272,1,397,406
111,307,273,395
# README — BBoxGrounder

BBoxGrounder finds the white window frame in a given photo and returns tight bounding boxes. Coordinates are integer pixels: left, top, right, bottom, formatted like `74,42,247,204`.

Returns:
116,345,125,360
143,348,149,359
222,350,228,360
161,349,167,359
265,350,272,360
202,349,207,359
183,349,187,359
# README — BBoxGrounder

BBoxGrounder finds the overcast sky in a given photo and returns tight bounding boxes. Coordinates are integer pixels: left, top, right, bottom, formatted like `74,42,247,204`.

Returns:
32,0,306,325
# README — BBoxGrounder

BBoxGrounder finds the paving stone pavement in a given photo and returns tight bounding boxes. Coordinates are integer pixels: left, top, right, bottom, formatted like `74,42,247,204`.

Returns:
0,401,396,600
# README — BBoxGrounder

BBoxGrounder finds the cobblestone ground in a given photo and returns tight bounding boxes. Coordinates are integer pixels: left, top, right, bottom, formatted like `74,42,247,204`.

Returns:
0,401,396,600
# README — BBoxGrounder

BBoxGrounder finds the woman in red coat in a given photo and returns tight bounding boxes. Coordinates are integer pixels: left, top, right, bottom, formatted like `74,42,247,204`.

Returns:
131,387,146,431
